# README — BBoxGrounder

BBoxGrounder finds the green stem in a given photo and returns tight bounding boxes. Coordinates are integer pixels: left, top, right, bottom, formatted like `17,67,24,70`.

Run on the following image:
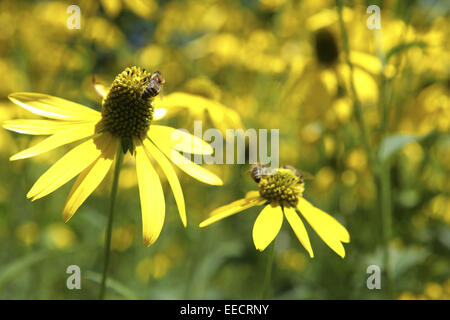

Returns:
336,0,375,169
261,239,276,300
376,34,395,298
380,163,394,297
99,147,124,299
337,1,395,297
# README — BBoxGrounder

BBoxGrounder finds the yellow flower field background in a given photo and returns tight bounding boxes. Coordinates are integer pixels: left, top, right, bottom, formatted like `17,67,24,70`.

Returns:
0,0,448,299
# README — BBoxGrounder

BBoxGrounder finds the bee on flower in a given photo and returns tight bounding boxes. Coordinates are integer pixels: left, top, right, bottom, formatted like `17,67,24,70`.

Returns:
200,163,350,258
3,66,223,247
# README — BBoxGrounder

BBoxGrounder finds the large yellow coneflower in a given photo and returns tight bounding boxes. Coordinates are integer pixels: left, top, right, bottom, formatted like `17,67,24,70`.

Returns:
200,164,350,258
4,66,223,247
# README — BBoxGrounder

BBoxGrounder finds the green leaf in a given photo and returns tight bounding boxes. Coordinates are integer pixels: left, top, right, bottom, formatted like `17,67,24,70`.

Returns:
378,130,441,162
364,246,428,280
85,271,137,300
386,41,426,62
378,134,419,162
391,247,428,279
187,242,243,299
0,250,52,289
419,130,441,147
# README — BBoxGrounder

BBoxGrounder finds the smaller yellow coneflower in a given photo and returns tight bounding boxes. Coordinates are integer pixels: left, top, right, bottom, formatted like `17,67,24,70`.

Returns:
200,164,350,258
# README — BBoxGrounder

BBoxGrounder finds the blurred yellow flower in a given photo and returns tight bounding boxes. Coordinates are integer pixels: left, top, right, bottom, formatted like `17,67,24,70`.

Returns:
400,83,450,135
83,17,125,50
3,66,223,247
259,0,287,11
427,195,450,225
110,226,135,251
100,0,157,19
156,92,244,134
424,282,444,300
332,98,353,124
341,170,357,186
138,45,165,70
136,257,153,282
136,253,172,282
313,166,336,192
45,223,75,249
278,249,307,272
346,149,367,171
300,123,322,144
200,165,350,258
397,291,417,300
398,281,450,300
15,221,39,246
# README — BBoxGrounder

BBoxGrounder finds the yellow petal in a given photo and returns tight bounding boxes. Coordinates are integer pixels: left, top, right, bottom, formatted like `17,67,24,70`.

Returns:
297,198,350,258
62,137,118,222
10,122,97,161
245,190,261,199
143,138,186,227
135,140,165,247
284,206,314,258
3,119,88,135
157,92,245,132
8,93,101,121
199,193,265,228
149,125,213,155
27,133,111,201
155,92,206,113
206,103,245,133
154,142,223,186
253,204,283,251
350,50,382,75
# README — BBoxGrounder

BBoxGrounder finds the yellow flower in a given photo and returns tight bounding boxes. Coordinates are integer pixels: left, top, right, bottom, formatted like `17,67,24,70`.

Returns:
155,92,244,134
3,66,223,247
200,165,350,258
100,0,157,19
45,223,76,249
15,221,39,245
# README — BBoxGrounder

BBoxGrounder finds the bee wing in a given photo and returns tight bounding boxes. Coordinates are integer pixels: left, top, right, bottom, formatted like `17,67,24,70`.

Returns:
92,76,108,99
282,165,314,179
246,162,260,173
297,169,314,180
159,86,164,100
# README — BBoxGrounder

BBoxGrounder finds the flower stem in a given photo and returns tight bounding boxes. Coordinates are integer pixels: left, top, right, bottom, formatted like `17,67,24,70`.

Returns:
376,34,395,298
99,147,124,299
261,239,276,300
337,0,396,298
336,0,375,168
380,162,394,297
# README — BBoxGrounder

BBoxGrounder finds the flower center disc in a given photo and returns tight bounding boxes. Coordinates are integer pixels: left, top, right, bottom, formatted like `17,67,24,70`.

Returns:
101,66,154,143
258,168,304,207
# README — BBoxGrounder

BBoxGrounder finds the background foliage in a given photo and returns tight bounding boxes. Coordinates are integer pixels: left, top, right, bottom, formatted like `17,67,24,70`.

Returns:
0,0,448,299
